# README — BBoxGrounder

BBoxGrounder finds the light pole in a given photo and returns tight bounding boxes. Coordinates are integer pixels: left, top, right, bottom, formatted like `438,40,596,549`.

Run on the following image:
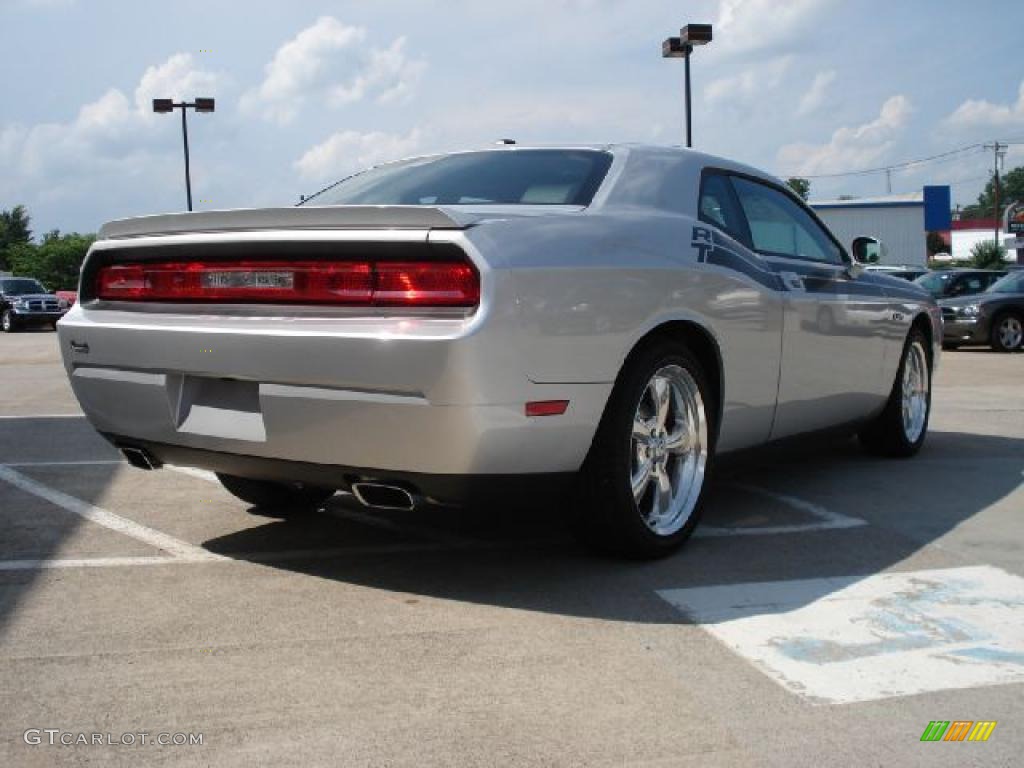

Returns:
153,98,215,211
662,24,712,148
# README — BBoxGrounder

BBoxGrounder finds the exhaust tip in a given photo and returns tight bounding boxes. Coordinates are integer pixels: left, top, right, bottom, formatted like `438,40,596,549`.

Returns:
351,482,416,511
121,446,160,470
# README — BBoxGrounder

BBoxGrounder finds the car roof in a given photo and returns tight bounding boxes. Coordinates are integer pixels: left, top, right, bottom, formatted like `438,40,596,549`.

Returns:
362,143,782,187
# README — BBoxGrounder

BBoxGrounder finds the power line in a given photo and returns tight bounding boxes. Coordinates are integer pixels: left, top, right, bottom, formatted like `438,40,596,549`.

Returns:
784,143,983,180
781,140,1024,180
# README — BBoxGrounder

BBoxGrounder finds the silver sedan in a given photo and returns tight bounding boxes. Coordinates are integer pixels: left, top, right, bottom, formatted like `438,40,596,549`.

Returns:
57,145,941,557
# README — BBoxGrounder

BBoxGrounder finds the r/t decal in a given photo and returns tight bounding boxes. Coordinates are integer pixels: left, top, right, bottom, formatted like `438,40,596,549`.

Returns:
692,225,713,263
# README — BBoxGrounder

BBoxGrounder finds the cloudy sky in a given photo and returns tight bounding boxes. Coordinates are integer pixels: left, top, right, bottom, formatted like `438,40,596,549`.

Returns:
2,0,1023,235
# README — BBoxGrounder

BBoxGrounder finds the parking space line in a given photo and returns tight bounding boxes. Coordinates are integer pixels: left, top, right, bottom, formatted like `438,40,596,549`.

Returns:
0,413,84,419
0,541,484,571
166,465,217,483
3,460,122,467
697,485,866,537
0,556,183,571
0,465,225,562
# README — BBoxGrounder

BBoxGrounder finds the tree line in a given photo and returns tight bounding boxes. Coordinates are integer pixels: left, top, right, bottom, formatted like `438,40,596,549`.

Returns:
0,205,95,291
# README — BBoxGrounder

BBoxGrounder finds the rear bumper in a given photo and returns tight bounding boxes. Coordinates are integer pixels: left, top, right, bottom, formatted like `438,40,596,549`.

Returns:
106,435,574,506
58,304,611,477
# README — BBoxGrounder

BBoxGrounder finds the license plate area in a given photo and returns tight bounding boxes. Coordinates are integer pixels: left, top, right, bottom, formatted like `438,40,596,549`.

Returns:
201,270,295,290
168,375,266,442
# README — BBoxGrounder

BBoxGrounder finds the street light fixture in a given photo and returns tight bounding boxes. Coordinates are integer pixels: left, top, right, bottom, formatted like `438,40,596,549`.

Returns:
662,24,713,148
152,97,216,211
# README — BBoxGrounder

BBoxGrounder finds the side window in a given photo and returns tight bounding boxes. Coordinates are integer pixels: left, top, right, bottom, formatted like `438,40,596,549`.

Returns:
962,276,984,293
698,173,749,245
731,177,842,264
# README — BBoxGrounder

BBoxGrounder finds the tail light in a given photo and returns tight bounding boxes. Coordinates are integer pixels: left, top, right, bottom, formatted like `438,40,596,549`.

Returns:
95,259,479,307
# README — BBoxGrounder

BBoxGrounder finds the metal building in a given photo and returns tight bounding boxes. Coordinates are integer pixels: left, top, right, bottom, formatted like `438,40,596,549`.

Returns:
810,186,951,267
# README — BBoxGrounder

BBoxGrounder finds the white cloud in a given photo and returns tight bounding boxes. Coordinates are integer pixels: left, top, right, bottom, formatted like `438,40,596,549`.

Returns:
705,57,792,105
241,17,425,124
331,37,426,106
430,89,669,148
777,95,913,175
715,0,834,55
134,53,223,116
294,128,422,182
797,70,836,116
0,53,225,197
945,80,1024,129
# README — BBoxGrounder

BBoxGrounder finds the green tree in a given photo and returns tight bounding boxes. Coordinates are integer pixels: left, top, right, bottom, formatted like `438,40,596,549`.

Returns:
786,177,811,202
0,204,33,270
960,166,1024,221
9,231,95,290
970,240,1006,269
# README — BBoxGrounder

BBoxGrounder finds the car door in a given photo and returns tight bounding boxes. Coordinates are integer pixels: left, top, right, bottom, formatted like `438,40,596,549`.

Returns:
727,176,891,438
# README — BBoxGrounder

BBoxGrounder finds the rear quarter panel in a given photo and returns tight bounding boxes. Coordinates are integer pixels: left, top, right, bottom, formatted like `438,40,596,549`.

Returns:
465,211,785,452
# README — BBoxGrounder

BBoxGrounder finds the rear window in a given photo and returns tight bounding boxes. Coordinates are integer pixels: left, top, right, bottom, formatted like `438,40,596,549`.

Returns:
306,149,613,207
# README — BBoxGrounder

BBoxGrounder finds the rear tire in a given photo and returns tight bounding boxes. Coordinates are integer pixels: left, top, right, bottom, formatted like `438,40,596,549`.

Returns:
573,339,714,559
2,310,18,333
859,328,931,457
990,311,1023,352
216,473,334,514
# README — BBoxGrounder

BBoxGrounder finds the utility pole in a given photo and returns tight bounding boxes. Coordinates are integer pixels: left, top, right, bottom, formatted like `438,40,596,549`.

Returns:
984,141,1007,249
885,167,892,195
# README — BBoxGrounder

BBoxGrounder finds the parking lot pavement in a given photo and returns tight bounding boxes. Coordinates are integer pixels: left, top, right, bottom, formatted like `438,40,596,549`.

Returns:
1,333,1022,767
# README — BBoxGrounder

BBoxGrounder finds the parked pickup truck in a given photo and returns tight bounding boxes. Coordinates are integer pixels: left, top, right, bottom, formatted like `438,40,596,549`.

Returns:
1,276,69,332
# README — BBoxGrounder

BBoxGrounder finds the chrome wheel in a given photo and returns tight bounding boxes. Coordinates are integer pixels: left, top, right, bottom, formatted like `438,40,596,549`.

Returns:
998,316,1023,350
901,340,929,443
630,365,708,536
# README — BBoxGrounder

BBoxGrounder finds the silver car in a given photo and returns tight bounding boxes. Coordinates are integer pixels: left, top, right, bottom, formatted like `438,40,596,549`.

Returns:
57,145,941,557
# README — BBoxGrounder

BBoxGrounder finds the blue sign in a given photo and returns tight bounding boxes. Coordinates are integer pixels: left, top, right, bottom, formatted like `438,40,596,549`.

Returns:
924,186,951,231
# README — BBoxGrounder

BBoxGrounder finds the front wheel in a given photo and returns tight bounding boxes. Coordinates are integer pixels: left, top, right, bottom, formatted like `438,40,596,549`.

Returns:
216,473,335,514
859,329,931,457
990,312,1023,352
573,340,714,559
2,310,18,333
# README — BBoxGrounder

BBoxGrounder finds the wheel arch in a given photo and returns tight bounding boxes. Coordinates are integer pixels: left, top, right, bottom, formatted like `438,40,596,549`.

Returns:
617,319,724,437
910,311,935,364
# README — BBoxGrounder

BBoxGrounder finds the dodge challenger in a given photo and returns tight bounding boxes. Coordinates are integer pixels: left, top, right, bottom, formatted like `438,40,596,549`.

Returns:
57,145,940,557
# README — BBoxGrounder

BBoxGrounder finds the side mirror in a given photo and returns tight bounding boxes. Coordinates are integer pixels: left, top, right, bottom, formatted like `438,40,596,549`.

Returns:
851,236,885,265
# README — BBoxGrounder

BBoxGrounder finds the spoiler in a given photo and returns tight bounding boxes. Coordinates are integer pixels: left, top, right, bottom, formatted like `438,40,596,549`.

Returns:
98,205,470,240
